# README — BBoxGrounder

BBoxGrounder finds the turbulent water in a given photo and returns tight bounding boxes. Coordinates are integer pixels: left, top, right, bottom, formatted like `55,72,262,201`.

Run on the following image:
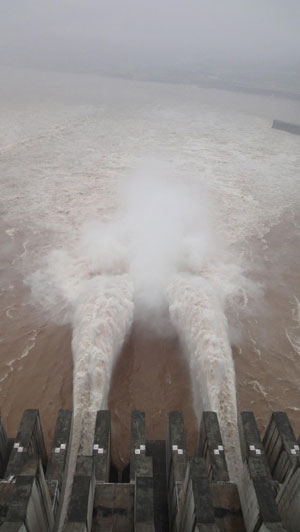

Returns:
1,67,300,483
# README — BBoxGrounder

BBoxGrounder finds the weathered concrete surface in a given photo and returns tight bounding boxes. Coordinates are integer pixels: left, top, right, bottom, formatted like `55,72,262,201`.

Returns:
0,523,27,531
65,456,95,532
130,411,146,483
179,458,219,532
239,413,286,532
5,410,47,479
272,120,300,135
0,484,15,525
146,440,169,532
3,459,53,532
211,482,246,532
135,455,153,478
135,477,155,532
166,412,187,532
239,412,271,480
276,462,300,532
2,408,300,531
93,483,134,532
46,409,72,514
93,410,111,483
198,411,229,482
64,524,87,532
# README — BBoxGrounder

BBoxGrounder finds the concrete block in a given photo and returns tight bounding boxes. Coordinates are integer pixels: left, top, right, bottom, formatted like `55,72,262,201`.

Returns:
239,462,285,532
5,410,47,479
45,409,72,519
135,476,155,532
130,411,147,483
166,412,187,531
65,456,95,532
92,410,111,483
0,524,27,532
64,524,87,532
198,412,229,482
135,456,153,478
93,483,134,531
239,413,286,532
46,410,72,482
167,412,187,481
0,483,15,525
3,459,54,532
179,458,219,532
146,440,169,532
239,412,272,480
211,481,246,532
276,462,300,532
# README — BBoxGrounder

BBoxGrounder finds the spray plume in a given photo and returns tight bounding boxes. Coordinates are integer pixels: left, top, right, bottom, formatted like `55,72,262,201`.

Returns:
29,161,251,522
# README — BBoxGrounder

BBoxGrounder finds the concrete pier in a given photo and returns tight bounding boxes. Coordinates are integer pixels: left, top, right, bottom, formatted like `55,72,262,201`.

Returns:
166,412,187,532
5,409,47,480
0,408,299,531
45,409,72,517
146,440,169,532
1,458,54,532
263,413,300,532
64,456,95,532
130,411,148,482
198,411,229,483
135,477,155,531
263,412,299,484
92,410,111,483
239,412,286,532
179,457,219,532
198,412,245,532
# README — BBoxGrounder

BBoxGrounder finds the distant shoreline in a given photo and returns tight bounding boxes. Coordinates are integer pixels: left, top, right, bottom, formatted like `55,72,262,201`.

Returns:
1,62,300,103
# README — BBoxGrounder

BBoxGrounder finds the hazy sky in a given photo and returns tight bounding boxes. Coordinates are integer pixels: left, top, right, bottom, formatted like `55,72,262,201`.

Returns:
1,0,300,71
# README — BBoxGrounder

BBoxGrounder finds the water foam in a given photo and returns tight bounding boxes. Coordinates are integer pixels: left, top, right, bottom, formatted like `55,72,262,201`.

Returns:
285,296,300,356
72,275,134,454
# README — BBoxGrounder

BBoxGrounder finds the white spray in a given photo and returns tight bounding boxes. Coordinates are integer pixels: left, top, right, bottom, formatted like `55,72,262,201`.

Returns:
30,161,252,522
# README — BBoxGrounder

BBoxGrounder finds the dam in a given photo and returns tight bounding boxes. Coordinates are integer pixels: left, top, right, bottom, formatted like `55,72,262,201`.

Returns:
0,408,299,531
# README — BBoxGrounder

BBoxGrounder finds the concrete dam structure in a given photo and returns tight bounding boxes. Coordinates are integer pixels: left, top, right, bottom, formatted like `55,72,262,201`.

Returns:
0,410,299,531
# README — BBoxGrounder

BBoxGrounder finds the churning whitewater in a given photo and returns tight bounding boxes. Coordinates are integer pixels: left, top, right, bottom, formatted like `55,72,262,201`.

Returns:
32,165,248,481
72,275,134,455
168,274,241,479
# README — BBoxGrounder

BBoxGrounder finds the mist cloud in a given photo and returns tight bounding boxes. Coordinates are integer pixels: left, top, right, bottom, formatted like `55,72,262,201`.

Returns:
1,1,300,72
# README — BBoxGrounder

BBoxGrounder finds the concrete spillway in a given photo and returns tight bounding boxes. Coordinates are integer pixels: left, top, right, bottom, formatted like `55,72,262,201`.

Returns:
0,409,299,531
